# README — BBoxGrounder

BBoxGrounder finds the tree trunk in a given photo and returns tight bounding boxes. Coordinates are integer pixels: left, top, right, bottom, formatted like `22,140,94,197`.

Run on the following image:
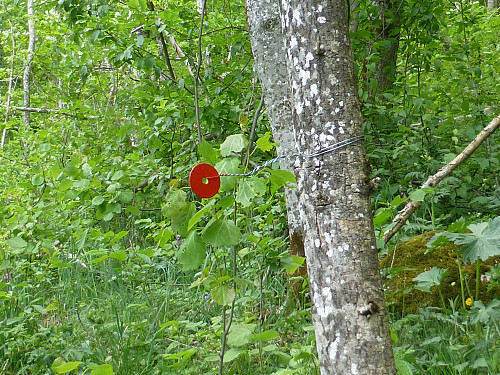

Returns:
372,0,401,94
245,0,305,275
273,0,397,373
486,0,499,10
23,0,35,126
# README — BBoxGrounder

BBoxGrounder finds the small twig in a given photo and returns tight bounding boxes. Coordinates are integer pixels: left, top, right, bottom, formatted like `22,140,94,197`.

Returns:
1,105,98,119
194,0,208,144
243,91,265,167
383,114,500,243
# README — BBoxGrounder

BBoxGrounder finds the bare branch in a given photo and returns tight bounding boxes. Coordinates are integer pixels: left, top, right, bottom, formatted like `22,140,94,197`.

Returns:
2,105,98,119
383,114,500,244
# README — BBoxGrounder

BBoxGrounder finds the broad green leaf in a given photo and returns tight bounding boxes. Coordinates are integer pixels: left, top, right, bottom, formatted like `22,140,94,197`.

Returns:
32,174,44,186
52,361,82,374
178,232,207,271
198,139,218,164
373,207,392,228
269,169,296,190
211,284,235,306
162,190,188,218
117,190,134,203
236,180,256,207
215,158,241,192
220,134,247,157
59,178,73,191
252,329,279,341
222,348,243,363
187,199,215,231
109,251,127,262
227,323,256,347
7,237,27,250
409,189,426,202
413,267,448,293
395,358,413,375
91,364,114,375
256,132,278,152
171,203,195,237
236,178,267,207
111,170,125,181
92,195,105,206
281,255,305,275
433,216,500,263
202,219,241,247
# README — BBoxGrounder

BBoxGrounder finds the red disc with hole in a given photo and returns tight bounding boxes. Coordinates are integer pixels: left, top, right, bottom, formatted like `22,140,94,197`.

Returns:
189,163,221,198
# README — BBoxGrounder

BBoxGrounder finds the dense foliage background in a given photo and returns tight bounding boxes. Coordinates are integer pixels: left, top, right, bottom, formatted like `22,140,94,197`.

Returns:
1,0,499,374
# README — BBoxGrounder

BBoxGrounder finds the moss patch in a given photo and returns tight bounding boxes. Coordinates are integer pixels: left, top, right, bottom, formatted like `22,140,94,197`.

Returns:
381,231,500,314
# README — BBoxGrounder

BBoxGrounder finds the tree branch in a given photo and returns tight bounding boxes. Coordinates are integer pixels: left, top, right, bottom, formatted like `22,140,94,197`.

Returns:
2,105,98,119
383,114,500,244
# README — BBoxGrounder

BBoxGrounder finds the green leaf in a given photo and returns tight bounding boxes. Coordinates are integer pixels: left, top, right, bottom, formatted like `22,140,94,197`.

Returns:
227,323,256,347
269,169,296,189
7,237,27,250
198,139,218,164
109,251,127,262
32,174,44,186
256,132,278,152
52,361,82,374
178,232,207,271
220,134,247,157
252,329,279,341
413,267,448,293
409,188,426,202
111,170,125,181
211,284,235,306
117,190,134,203
187,199,215,231
435,216,500,263
222,348,243,363
236,177,267,207
281,255,305,275
91,364,114,375
215,158,241,191
162,190,188,218
92,195,105,206
59,178,73,191
202,219,241,247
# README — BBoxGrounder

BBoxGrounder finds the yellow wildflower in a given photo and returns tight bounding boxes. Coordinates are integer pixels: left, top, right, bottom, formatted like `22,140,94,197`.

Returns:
465,297,473,307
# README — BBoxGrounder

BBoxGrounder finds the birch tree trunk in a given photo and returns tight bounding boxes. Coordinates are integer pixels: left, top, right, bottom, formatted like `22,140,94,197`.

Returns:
23,0,35,126
247,0,397,372
245,0,304,263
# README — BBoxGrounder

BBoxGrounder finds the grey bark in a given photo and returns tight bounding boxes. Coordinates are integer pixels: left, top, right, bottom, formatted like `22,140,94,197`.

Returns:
23,0,35,126
486,0,499,10
277,0,397,373
245,0,303,239
372,0,401,94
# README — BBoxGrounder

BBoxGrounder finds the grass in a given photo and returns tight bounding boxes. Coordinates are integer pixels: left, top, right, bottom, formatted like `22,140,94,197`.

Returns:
2,241,500,374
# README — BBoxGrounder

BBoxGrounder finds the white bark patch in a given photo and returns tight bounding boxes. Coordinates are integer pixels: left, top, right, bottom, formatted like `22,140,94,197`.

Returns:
314,238,321,248
317,16,326,23
311,83,321,96
298,68,311,85
338,243,350,252
315,288,333,318
328,332,341,361
305,52,314,67
290,36,298,49
292,8,302,26
351,363,359,374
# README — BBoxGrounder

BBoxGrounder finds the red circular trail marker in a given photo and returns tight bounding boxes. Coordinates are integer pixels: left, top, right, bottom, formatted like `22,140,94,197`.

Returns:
189,163,221,198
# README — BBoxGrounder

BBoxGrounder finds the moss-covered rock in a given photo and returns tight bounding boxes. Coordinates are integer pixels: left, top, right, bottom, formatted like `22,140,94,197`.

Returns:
381,231,500,314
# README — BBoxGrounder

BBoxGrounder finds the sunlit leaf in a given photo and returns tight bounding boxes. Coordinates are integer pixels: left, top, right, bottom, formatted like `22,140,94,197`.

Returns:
178,231,207,270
